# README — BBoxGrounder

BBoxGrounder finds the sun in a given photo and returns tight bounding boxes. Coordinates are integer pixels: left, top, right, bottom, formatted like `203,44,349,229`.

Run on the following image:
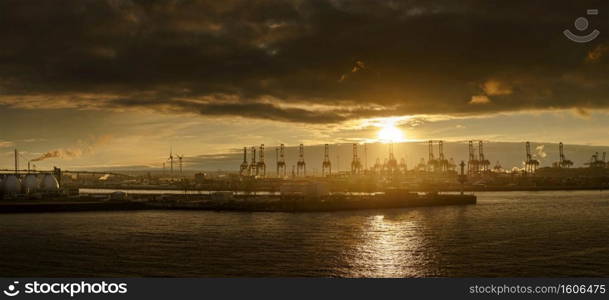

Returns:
377,120,405,143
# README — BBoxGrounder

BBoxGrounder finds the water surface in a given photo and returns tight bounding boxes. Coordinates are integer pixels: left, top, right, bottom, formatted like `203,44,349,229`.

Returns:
1,191,609,277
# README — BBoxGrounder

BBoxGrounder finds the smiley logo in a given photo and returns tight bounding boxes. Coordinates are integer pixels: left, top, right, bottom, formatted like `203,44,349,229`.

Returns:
3,281,20,297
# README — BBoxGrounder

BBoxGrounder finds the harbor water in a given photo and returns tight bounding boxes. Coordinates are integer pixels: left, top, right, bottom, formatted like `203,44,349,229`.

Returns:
1,190,609,277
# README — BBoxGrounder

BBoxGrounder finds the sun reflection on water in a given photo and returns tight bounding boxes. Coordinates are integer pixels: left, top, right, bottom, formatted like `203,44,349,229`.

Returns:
346,213,435,277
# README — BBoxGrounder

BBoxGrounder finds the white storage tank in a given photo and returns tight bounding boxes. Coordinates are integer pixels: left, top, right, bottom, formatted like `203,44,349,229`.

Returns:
40,174,60,192
23,174,39,194
3,175,22,194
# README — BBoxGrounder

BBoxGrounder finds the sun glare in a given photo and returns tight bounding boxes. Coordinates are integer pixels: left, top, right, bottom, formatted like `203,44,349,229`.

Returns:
376,119,405,143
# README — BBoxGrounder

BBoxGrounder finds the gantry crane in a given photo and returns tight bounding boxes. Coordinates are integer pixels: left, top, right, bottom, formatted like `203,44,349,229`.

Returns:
427,140,439,172
322,144,332,176
437,141,450,172
240,147,249,176
256,144,266,177
524,141,539,174
586,152,606,168
467,141,479,175
554,142,573,168
296,144,306,176
478,141,490,172
350,143,362,174
276,144,286,177
385,143,399,174
399,158,407,174
249,146,257,176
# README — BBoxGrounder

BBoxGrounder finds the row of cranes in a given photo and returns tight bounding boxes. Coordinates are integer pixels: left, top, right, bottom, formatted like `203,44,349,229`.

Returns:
525,141,577,174
529,141,609,173
413,141,455,172
585,151,608,168
327,140,461,176
239,141,461,178
369,143,407,175
426,140,456,173
407,140,582,175
238,141,607,178
312,142,406,177
241,143,371,178
527,140,609,172
240,144,267,177
239,143,389,178
467,140,494,175
540,141,609,170
524,141,609,173
240,144,308,178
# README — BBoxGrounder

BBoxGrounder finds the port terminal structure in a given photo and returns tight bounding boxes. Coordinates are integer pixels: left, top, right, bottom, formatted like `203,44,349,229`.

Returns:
227,140,609,193
5,140,609,202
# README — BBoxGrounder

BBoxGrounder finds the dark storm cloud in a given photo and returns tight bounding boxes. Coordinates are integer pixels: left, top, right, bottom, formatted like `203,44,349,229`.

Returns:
0,0,608,123
108,97,360,123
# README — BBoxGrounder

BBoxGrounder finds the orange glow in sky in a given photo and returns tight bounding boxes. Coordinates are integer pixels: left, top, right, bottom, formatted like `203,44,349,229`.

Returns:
376,118,405,143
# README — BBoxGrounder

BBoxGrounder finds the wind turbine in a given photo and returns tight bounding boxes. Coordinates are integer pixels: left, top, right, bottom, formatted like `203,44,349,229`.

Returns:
177,154,184,177
167,146,174,178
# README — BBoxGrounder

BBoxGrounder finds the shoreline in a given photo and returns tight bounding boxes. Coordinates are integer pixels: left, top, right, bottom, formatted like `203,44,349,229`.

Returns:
0,193,476,214
3,188,606,215
75,185,609,194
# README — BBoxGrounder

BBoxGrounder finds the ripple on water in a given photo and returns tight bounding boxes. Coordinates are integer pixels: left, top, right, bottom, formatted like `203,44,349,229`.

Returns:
1,190,609,277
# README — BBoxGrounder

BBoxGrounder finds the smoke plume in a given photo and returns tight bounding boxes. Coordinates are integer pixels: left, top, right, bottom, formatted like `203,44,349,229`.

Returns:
30,135,112,162
535,145,547,159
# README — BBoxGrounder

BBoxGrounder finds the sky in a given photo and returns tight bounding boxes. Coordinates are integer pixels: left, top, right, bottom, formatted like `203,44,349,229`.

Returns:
1,0,609,171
